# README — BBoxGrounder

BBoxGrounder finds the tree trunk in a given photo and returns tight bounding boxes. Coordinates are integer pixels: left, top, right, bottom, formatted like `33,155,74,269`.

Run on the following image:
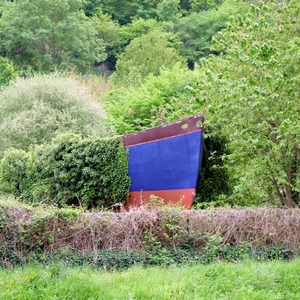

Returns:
284,183,293,208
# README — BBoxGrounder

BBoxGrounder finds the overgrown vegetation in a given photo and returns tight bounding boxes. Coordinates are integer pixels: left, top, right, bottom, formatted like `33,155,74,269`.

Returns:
0,7,299,299
2,1,294,208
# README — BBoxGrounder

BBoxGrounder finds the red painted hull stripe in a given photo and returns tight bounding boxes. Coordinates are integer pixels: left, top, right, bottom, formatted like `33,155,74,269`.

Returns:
124,189,196,210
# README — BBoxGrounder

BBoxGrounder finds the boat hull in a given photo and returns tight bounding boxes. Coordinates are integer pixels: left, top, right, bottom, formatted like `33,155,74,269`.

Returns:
123,115,204,209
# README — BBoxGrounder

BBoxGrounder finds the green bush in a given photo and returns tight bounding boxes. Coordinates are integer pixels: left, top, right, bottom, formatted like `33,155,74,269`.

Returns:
0,149,35,198
112,31,187,86
0,134,130,208
0,73,114,158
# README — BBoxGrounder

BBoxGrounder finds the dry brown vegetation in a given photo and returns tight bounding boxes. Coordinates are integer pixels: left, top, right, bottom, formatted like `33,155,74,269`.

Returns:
1,202,300,257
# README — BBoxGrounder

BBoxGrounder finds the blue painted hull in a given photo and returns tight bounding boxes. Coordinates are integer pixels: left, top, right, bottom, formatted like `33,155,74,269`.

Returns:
123,115,204,209
128,131,203,191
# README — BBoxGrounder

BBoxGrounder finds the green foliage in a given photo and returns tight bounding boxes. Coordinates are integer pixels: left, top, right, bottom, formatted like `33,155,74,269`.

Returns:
0,0,106,73
0,56,17,86
169,1,300,207
0,0,249,74
0,73,113,158
0,236,295,270
194,128,231,206
112,31,186,86
108,18,171,70
88,9,120,72
175,0,249,66
35,134,130,208
106,65,196,133
0,134,130,208
90,9,120,49
83,0,102,17
156,0,182,23
189,0,225,12
95,0,159,25
0,149,35,198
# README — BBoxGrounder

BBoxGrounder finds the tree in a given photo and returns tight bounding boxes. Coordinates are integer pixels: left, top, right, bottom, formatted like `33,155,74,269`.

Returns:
0,73,114,158
175,0,249,67
108,18,172,70
156,0,182,23
91,9,120,49
94,0,159,25
189,0,225,12
0,0,106,73
83,0,102,17
105,65,196,133
173,1,300,207
89,9,120,71
112,31,187,85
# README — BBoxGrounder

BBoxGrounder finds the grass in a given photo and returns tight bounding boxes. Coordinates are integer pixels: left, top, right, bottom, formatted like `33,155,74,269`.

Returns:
1,259,300,299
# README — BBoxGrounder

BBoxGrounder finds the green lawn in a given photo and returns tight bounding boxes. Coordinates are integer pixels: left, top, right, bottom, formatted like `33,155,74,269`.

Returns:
1,258,300,299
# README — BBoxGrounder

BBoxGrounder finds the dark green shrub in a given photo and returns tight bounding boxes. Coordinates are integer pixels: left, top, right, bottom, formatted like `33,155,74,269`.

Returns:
194,130,232,208
0,134,130,208
37,133,130,208
2,245,295,269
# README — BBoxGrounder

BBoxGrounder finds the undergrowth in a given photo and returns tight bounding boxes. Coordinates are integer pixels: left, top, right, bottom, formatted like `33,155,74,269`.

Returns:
24,244,295,271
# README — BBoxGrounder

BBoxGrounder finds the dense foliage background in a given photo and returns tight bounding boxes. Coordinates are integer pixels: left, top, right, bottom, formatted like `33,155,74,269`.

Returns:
0,0,299,208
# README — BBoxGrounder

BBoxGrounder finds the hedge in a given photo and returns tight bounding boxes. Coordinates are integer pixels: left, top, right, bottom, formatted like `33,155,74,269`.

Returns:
0,133,130,208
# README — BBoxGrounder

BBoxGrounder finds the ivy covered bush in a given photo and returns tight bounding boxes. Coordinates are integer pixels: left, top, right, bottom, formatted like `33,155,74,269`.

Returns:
0,134,130,209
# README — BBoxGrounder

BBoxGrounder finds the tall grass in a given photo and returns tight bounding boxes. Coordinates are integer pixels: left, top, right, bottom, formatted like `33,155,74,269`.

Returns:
1,259,300,299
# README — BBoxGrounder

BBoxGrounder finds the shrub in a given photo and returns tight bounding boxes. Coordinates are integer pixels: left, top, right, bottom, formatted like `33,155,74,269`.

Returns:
194,128,231,207
0,72,114,158
112,31,187,86
0,149,34,198
0,134,130,208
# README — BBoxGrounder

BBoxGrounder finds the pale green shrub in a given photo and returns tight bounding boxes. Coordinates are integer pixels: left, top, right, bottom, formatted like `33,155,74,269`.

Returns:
0,73,114,157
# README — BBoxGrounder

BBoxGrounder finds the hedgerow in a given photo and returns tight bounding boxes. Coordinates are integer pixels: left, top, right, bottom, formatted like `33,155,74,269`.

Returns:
0,197,298,268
